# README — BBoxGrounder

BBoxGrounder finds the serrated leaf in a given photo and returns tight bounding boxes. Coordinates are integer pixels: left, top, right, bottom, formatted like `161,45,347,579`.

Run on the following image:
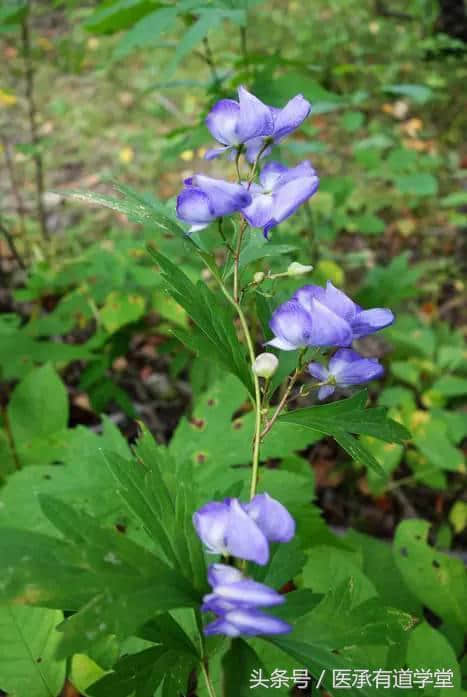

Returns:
113,7,178,59
0,606,66,697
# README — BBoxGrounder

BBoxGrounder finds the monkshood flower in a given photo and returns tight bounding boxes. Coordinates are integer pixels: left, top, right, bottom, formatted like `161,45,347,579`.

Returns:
294,281,395,343
193,494,295,566
241,161,319,238
202,564,291,637
205,87,311,162
204,86,274,160
244,94,311,162
308,348,384,400
176,174,251,233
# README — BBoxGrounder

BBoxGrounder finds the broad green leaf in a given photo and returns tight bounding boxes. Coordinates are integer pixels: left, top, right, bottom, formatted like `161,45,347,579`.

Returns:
165,11,223,77
8,364,68,445
149,248,254,395
394,520,467,630
431,375,467,398
0,606,66,697
100,291,145,333
383,83,433,103
413,417,465,474
394,173,438,197
407,622,461,694
303,546,377,606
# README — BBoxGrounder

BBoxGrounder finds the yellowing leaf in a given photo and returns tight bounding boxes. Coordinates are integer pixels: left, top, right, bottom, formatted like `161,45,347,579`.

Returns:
0,89,17,107
119,146,134,163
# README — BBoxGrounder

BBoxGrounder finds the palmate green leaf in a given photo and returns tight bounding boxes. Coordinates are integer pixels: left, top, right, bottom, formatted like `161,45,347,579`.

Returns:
394,520,467,631
280,390,410,476
0,606,66,697
58,184,184,236
293,579,417,651
148,248,254,396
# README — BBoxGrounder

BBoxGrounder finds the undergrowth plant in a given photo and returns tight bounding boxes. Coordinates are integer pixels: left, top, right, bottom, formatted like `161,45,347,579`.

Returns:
0,85,465,697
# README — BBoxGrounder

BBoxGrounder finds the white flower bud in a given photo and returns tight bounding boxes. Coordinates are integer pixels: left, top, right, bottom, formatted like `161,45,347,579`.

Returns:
253,271,265,284
252,353,279,378
287,262,313,277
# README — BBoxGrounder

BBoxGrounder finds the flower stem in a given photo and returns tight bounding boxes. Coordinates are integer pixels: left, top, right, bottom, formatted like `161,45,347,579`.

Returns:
260,349,308,440
233,219,247,303
201,659,217,697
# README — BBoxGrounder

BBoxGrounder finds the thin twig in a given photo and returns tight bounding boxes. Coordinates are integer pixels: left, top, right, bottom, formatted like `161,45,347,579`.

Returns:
0,220,26,270
21,5,49,240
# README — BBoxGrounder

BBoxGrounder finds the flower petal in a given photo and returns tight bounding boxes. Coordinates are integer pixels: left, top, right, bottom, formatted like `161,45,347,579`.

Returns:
259,161,288,190
223,609,292,636
205,99,240,146
272,94,311,141
264,337,299,351
236,86,274,143
307,298,353,347
322,281,358,322
193,502,230,554
294,284,326,314
215,579,285,607
329,348,384,386
245,138,272,163
204,146,232,160
269,300,314,350
318,385,335,400
308,362,329,382
176,188,214,225
204,617,240,637
189,175,252,217
241,192,274,228
245,493,295,543
207,563,243,588
201,593,237,615
269,174,320,227
350,308,395,338
225,499,269,565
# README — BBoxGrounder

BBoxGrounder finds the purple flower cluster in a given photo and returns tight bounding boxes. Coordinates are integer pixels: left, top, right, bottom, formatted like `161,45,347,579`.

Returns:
193,493,295,636
268,281,394,399
176,87,318,237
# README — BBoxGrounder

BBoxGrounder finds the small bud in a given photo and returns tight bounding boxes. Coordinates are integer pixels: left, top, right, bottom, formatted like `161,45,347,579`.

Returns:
253,271,265,284
252,353,279,378
287,262,313,276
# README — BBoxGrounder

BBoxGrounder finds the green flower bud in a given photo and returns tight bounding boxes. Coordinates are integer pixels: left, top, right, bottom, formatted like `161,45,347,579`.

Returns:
252,352,279,378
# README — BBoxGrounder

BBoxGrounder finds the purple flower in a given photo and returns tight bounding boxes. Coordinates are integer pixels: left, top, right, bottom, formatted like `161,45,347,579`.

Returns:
193,499,269,565
309,348,384,400
244,493,295,542
241,161,319,238
193,494,296,566
176,174,251,233
267,298,352,351
204,86,274,160
201,563,291,637
204,608,291,637
294,281,395,343
244,94,311,162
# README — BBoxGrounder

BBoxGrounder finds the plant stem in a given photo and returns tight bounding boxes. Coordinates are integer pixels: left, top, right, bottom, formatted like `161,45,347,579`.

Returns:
0,220,26,270
201,659,217,697
1,405,21,470
260,349,308,440
233,219,247,303
21,5,49,241
1,136,28,247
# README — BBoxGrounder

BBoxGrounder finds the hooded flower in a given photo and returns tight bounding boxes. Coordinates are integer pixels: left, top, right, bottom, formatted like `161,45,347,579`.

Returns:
204,86,274,160
193,494,296,566
176,174,251,233
244,94,311,162
308,348,385,400
204,608,291,637
241,161,319,238
294,281,395,343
